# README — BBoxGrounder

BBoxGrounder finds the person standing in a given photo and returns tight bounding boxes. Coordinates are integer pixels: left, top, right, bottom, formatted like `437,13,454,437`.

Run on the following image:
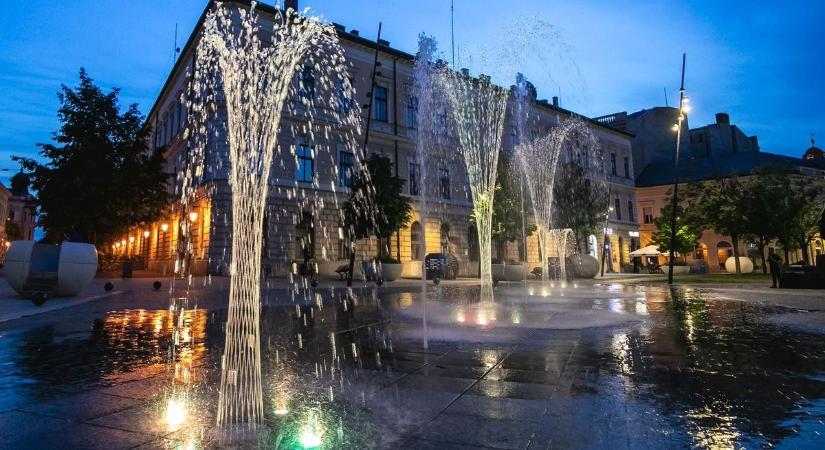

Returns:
768,252,783,288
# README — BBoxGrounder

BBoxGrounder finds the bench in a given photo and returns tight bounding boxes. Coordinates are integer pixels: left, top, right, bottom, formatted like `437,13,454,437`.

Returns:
335,264,350,280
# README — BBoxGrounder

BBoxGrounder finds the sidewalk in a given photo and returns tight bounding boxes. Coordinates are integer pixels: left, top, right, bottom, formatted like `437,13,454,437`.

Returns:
0,278,123,323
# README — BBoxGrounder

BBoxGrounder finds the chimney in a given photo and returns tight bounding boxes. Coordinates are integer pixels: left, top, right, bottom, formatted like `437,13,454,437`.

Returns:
377,38,390,47
332,23,345,32
284,0,298,11
552,96,559,107
350,29,359,36
715,112,730,125
460,68,470,77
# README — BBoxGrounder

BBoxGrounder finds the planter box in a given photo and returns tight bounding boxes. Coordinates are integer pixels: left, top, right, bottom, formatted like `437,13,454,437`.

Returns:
660,265,690,276
380,263,403,281
491,264,526,282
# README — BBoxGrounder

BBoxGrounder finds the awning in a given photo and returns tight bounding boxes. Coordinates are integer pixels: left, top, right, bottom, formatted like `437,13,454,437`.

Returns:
629,245,662,257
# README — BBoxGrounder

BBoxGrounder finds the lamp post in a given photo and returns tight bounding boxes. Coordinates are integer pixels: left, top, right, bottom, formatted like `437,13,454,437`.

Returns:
667,54,688,284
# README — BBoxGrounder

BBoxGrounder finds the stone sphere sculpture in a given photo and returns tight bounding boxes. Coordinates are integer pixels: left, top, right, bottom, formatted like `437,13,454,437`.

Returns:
724,256,754,274
5,240,98,297
568,254,600,279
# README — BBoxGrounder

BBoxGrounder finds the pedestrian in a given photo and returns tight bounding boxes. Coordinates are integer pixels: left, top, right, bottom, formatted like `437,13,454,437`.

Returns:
768,252,783,288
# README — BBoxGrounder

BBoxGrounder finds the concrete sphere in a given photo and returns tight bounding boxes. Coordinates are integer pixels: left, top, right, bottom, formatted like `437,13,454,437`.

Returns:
568,254,600,279
5,240,35,293
4,240,98,297
55,242,98,296
724,256,754,274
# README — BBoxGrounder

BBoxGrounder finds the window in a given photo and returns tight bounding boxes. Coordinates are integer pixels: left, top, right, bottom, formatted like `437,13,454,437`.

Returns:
440,223,451,254
468,225,479,261
295,211,314,260
439,168,450,200
336,78,353,114
373,86,388,122
614,198,622,220
406,95,418,129
338,151,354,187
298,67,315,103
410,221,422,260
408,163,420,195
610,153,617,176
627,200,635,223
623,156,630,178
338,226,351,260
296,144,314,183
643,207,654,224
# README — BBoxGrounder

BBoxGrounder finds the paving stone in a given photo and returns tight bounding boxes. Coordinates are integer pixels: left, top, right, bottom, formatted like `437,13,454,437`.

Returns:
18,390,140,421
414,413,540,449
445,394,548,421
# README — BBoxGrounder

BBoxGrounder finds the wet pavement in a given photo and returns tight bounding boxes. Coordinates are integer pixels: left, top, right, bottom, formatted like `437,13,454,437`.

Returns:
0,278,824,449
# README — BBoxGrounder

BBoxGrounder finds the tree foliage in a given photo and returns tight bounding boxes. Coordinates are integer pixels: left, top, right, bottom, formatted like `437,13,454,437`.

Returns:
684,176,748,273
343,153,412,259
552,162,608,253
491,150,535,261
13,69,168,244
650,200,702,263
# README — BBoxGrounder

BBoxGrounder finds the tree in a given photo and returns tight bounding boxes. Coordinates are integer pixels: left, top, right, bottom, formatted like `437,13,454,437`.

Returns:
684,176,748,274
650,201,701,264
365,154,412,259
790,178,824,264
741,168,788,273
491,150,535,262
552,162,609,253
341,154,411,285
13,69,168,245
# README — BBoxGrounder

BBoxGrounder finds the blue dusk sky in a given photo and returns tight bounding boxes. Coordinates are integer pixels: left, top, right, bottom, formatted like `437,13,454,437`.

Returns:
1,0,823,188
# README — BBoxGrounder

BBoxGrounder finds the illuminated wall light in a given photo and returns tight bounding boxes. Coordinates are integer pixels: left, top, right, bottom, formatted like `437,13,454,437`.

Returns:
129,236,135,243
189,211,198,222
144,230,150,238
161,223,169,232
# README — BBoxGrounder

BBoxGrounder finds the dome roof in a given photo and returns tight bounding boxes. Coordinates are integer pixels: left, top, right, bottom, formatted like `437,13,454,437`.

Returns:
804,146,824,160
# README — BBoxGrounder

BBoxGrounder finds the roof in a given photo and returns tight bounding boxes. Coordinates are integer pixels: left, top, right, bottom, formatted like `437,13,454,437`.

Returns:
145,0,630,138
635,151,823,187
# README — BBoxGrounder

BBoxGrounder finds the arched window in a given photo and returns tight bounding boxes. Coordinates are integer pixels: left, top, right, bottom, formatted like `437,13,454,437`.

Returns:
716,241,732,269
440,223,451,254
468,224,479,262
410,221,422,260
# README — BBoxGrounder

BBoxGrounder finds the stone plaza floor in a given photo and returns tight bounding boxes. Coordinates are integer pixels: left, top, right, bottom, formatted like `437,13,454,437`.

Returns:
0,276,824,449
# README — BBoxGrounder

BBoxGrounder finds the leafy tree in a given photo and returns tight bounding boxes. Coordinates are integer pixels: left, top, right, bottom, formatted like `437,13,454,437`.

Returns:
684,176,748,273
741,168,788,273
552,162,609,253
650,200,702,264
341,153,411,285
491,150,535,262
790,177,824,264
13,69,168,245
5,220,22,241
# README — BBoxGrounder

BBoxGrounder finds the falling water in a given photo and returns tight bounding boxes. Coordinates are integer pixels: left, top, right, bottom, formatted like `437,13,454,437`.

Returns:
182,2,362,426
440,69,509,289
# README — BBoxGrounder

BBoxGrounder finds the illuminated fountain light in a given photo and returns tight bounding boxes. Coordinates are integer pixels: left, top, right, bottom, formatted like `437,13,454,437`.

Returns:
165,395,188,429
183,2,362,426
300,411,324,449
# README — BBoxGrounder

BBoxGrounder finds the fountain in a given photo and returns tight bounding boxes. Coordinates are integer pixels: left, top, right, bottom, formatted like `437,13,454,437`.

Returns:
181,2,362,426
515,109,606,282
439,65,509,290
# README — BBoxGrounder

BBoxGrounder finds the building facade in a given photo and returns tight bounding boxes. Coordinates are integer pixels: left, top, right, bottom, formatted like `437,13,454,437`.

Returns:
120,0,638,277
598,108,825,271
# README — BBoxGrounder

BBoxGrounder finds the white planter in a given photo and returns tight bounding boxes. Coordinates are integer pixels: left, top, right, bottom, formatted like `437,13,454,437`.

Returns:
569,254,600,279
660,265,690,276
492,264,525,282
380,263,403,281
5,240,98,297
724,256,754,274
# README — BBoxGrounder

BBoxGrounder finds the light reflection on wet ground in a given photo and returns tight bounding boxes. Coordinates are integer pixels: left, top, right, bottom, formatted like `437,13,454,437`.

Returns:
0,281,823,448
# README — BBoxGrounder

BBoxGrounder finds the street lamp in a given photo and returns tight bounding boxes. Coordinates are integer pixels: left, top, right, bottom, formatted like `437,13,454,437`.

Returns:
667,53,688,285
